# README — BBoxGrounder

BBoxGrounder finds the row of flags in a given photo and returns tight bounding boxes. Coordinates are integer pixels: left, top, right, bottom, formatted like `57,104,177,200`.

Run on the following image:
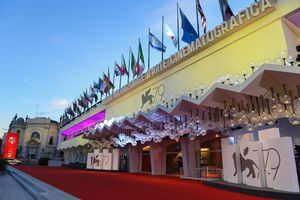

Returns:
149,0,234,49
61,0,235,123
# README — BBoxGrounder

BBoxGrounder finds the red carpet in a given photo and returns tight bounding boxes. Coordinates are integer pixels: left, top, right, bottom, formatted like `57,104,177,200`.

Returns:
14,165,271,200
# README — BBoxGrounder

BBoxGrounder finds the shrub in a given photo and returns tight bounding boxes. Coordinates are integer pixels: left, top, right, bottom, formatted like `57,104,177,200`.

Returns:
0,159,8,171
38,157,49,166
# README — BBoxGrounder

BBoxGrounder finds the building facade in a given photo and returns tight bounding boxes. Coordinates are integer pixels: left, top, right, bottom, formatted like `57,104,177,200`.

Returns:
6,115,60,160
58,0,300,193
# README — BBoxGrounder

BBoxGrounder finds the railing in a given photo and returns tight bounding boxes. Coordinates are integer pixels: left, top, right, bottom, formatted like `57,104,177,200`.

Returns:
180,167,223,181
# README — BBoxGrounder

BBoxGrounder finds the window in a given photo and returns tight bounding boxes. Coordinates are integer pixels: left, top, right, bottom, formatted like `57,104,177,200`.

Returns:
30,131,40,140
49,136,54,145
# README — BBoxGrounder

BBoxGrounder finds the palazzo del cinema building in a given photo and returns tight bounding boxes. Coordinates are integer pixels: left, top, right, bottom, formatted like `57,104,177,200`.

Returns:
58,0,300,194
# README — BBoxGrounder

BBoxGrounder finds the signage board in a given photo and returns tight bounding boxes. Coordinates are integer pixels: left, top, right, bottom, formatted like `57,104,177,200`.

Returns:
86,148,120,171
3,132,19,159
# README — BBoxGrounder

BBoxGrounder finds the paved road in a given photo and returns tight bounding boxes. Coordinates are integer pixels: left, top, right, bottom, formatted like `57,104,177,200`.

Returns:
0,173,33,200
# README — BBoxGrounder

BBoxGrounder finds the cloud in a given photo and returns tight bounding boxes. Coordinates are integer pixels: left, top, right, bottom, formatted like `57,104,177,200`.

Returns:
49,98,70,110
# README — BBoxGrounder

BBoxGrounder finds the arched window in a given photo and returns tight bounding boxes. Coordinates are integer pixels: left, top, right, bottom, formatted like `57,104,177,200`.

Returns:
30,131,40,140
49,136,54,145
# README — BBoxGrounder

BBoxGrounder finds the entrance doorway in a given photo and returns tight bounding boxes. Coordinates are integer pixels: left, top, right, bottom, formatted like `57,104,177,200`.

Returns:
200,137,222,168
120,153,129,172
141,146,151,173
29,148,37,159
166,142,182,175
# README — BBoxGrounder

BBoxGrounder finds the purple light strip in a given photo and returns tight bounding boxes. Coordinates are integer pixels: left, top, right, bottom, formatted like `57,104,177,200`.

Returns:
61,110,106,137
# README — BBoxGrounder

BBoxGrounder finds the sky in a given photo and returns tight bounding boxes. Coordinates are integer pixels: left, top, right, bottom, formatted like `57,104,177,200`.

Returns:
0,0,255,138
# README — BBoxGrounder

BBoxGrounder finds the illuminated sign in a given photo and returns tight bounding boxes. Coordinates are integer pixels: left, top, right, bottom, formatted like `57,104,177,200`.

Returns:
3,132,19,159
61,110,106,137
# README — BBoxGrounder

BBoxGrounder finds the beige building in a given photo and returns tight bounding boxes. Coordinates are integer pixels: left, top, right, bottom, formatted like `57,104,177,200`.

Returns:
7,115,60,160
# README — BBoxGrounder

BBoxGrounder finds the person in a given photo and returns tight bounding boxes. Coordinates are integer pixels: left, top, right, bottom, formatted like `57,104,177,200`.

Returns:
201,157,208,166
177,156,183,169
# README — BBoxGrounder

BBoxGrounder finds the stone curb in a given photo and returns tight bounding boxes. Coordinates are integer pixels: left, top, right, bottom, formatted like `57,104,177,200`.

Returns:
7,168,45,200
7,166,78,200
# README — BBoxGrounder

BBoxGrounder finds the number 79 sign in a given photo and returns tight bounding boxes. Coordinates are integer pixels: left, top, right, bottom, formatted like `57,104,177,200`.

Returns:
141,84,165,109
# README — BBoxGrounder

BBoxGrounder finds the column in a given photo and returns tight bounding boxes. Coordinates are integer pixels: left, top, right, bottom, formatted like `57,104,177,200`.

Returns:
195,139,201,168
128,145,142,173
150,143,167,175
181,137,199,177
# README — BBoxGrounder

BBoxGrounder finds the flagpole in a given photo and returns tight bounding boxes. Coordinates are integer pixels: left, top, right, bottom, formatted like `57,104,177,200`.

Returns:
137,38,140,77
177,2,180,51
98,77,102,103
128,47,131,83
106,69,108,98
112,66,115,94
119,72,122,89
161,16,164,62
195,0,200,35
148,28,150,71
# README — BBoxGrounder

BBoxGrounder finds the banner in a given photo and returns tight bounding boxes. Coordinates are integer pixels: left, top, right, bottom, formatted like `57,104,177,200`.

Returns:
222,128,300,193
3,132,19,159
86,148,120,171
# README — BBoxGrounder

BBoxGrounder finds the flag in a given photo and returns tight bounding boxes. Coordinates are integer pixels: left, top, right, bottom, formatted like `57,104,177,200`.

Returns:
164,23,178,48
73,101,81,115
114,61,123,76
64,110,70,120
179,8,199,44
107,69,115,90
90,86,98,102
103,72,114,93
98,78,104,94
66,106,75,117
121,54,129,76
130,48,136,76
94,78,104,95
196,0,207,34
103,73,109,93
149,32,166,52
219,0,234,21
134,40,145,77
78,95,88,109
93,81,99,91
77,96,85,108
84,90,93,104
93,78,104,93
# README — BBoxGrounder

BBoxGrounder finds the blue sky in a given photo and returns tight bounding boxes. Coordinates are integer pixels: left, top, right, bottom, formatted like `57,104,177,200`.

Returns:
0,0,255,137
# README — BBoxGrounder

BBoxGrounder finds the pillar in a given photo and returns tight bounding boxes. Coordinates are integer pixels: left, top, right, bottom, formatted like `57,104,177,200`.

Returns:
181,137,201,177
150,143,167,175
194,138,201,169
128,145,142,173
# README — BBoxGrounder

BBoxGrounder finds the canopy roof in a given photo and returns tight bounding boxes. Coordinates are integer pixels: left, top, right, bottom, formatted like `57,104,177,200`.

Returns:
84,64,300,140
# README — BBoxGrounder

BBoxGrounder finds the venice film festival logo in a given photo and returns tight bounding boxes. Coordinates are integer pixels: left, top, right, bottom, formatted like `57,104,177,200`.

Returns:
141,84,165,109
89,154,110,168
233,146,281,181
8,136,16,145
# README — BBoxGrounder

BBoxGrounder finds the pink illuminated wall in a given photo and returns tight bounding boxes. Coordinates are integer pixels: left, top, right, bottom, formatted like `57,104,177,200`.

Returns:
60,110,105,139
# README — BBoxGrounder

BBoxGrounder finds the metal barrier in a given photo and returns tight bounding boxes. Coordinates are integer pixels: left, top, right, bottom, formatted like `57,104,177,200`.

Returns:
180,167,223,181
